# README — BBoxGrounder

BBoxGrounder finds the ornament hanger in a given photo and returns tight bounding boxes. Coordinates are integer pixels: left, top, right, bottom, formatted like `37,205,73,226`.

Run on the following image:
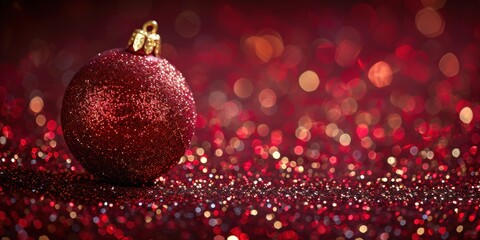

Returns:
127,20,161,57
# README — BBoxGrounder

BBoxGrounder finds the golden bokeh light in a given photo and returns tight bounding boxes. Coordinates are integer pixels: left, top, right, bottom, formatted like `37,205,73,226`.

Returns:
257,124,270,136
298,70,320,92
36,114,46,126
459,107,473,124
262,33,284,58
234,78,254,98
29,96,44,114
243,31,284,63
254,37,273,62
387,113,402,129
339,133,351,146
295,127,311,142
452,148,460,158
274,221,282,229
415,8,444,38
439,52,459,77
387,156,396,165
368,61,393,88
298,115,313,130
325,123,338,137
258,88,277,108
356,112,373,125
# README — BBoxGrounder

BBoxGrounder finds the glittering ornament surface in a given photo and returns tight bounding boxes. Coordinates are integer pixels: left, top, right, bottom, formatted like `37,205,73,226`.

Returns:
2,1,480,240
61,48,196,184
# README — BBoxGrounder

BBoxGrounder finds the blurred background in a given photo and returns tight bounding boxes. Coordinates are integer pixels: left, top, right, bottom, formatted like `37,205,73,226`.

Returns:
1,0,480,178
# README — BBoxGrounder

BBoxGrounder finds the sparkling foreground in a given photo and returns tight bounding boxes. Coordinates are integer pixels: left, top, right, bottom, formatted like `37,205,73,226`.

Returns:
1,141,480,239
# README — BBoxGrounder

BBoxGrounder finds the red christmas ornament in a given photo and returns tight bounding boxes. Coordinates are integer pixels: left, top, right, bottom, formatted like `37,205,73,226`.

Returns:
61,21,196,185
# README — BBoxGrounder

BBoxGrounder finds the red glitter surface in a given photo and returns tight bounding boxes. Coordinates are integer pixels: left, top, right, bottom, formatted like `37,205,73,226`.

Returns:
1,1,480,239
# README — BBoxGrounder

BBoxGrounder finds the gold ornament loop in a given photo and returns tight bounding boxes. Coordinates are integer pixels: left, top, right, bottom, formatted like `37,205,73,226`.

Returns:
142,20,158,34
126,20,161,57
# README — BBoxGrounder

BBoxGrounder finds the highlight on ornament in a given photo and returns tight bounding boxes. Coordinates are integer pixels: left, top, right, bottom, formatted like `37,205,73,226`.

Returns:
61,20,197,185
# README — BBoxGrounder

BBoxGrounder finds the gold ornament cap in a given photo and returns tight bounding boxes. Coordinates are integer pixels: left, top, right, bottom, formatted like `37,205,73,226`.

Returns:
126,20,161,57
